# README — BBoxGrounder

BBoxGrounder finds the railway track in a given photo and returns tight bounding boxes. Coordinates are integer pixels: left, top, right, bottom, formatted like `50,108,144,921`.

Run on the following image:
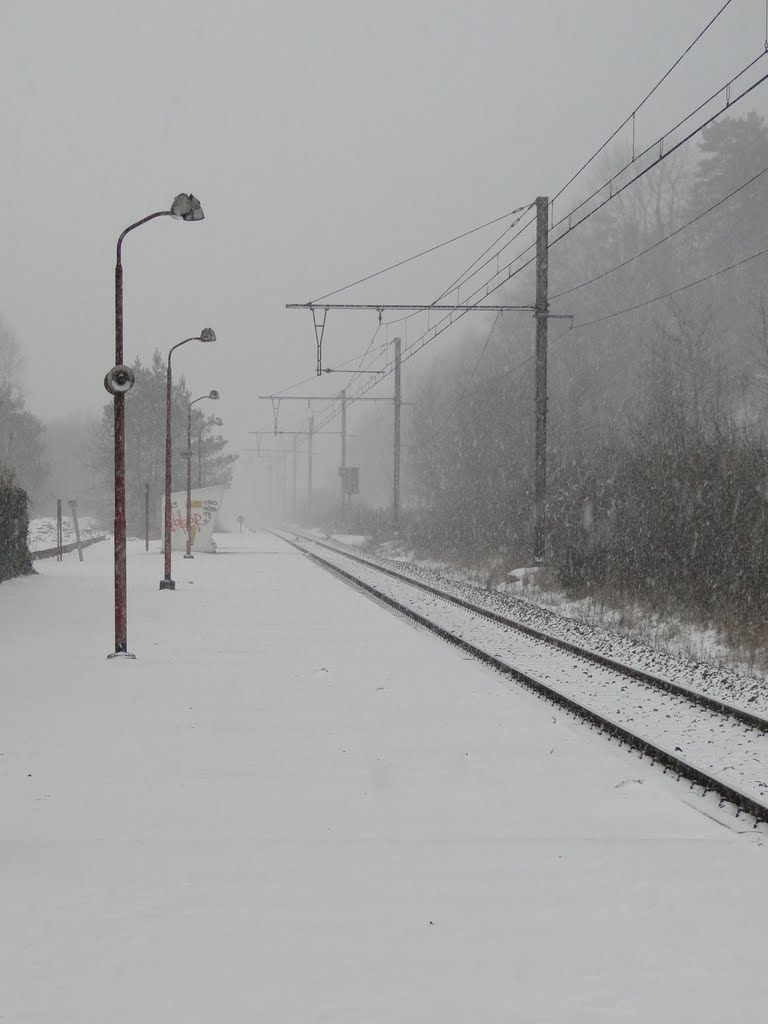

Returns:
274,527,768,827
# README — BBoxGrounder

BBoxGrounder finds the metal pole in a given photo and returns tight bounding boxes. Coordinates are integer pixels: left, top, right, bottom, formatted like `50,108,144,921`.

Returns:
161,353,176,588
56,499,63,561
198,425,204,488
159,337,201,588
340,388,347,521
307,413,314,521
281,451,288,520
393,337,402,526
534,196,549,563
109,210,171,657
69,499,84,562
112,253,129,645
185,405,194,558
107,203,202,653
292,435,298,519
144,483,150,551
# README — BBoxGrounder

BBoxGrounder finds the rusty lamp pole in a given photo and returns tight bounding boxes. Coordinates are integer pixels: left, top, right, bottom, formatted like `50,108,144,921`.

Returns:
185,390,219,559
160,329,217,590
106,193,204,658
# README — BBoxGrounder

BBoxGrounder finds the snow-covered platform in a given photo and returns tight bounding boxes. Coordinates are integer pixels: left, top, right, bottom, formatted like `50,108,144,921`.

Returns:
1,530,766,1021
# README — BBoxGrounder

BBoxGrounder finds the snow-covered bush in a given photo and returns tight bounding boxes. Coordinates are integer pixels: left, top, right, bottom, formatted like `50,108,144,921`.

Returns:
0,476,33,583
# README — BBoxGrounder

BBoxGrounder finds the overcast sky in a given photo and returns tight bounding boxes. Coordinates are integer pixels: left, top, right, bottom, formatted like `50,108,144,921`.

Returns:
3,0,767,490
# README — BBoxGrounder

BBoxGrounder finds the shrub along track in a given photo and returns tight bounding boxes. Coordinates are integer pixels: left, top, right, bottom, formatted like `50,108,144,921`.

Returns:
274,528,768,828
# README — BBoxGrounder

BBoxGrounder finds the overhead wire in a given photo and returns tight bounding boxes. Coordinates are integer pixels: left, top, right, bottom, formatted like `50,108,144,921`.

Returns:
309,202,534,304
464,51,768,308
550,161,768,300
440,240,768,423
408,237,768,454
406,310,503,453
311,47,767,403
551,0,736,207
293,3,762,445
366,205,535,334
313,178,768,436
344,321,382,394
551,51,768,239
271,339,391,397
429,206,535,305
572,242,768,330
386,3,750,349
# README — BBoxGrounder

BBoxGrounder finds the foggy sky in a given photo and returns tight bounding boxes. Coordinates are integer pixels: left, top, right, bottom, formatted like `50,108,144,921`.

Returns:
2,0,766,496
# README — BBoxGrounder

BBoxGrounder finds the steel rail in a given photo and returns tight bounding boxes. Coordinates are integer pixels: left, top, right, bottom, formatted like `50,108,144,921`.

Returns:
275,528,768,827
282,528,768,734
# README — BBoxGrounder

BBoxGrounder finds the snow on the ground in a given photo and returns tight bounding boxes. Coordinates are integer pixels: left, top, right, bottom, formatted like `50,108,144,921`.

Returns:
330,532,367,547
295,535,768,804
28,514,104,551
1,532,767,1021
357,539,768,717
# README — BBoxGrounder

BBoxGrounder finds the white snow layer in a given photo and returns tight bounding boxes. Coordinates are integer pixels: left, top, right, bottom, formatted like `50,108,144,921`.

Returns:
0,531,766,1022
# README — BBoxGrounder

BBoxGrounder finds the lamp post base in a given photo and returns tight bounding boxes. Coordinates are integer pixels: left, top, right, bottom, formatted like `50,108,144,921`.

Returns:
183,553,194,559
107,651,137,660
159,578,176,590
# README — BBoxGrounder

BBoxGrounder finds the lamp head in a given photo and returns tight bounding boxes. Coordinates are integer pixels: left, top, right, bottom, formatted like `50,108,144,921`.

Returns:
199,328,216,344
208,390,220,400
170,193,205,221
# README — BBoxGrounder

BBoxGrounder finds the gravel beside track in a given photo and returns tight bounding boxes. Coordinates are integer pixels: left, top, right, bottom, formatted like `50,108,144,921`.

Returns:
278,528,768,825
325,533,768,718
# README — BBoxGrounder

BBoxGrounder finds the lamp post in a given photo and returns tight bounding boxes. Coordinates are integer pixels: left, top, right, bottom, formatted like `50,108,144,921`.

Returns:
185,391,220,559
198,416,223,488
106,193,204,658
161,329,216,590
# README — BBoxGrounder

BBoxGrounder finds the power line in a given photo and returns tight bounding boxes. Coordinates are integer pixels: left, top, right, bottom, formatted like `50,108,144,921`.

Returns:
377,10,746,339
430,205,536,305
415,240,768,445
314,222,768,437
312,284,506,434
552,51,768,239
297,206,533,368
430,207,535,305
374,209,537,336
344,321,382,394
307,4,734,315
309,202,533,304
550,162,768,300
407,311,503,452
271,340,390,396
295,10,767,439
408,241,768,452
310,49,766,393
552,0,736,207
488,53,768,304
572,243,768,331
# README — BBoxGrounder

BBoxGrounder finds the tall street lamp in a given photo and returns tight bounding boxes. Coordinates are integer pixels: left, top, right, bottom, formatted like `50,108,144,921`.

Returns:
160,329,216,590
198,415,223,487
106,193,204,658
185,390,220,559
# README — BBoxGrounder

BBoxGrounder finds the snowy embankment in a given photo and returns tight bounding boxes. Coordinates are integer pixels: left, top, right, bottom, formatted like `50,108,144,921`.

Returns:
331,534,768,718
28,515,104,553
